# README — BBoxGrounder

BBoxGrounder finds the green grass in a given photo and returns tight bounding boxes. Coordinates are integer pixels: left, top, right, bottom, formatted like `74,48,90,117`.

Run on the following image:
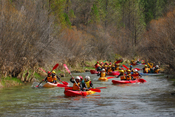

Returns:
0,77,22,86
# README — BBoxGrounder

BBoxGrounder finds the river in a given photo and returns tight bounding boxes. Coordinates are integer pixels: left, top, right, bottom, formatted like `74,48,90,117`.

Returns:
0,66,175,117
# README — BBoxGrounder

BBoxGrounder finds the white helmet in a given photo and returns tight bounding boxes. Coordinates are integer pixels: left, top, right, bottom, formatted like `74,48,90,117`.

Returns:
85,76,90,81
102,69,105,72
134,69,138,72
75,76,80,80
156,65,159,68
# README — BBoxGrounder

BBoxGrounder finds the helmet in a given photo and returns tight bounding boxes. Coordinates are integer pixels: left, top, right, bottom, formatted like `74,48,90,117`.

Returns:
97,61,99,63
145,65,147,67
156,65,159,68
116,64,119,66
85,76,90,81
120,70,124,73
130,65,133,68
79,76,83,80
109,62,112,64
48,71,51,74
127,70,131,72
102,69,105,72
52,70,56,74
75,76,80,80
134,69,138,72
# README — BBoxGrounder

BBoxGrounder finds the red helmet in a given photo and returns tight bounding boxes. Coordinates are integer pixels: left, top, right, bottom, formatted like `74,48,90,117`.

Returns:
79,76,83,80
48,71,51,74
97,61,99,63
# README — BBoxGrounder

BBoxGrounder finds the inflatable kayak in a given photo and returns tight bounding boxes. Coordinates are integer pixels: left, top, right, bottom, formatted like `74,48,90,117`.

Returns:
43,82,59,88
64,87,96,97
108,71,120,76
90,70,98,74
98,77,108,81
140,73,161,76
112,79,146,84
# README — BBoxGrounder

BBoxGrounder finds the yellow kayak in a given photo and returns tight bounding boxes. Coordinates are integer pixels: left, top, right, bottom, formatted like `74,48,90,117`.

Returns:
43,82,59,88
98,77,108,81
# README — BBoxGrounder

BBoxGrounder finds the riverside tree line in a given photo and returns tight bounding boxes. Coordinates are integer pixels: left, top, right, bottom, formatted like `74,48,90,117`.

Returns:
0,0,175,81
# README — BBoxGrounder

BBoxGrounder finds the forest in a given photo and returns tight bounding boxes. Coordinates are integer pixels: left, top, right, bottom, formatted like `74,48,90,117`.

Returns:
0,0,175,82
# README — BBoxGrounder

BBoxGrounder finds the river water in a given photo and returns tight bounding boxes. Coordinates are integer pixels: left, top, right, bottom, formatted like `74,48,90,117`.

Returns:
0,66,175,117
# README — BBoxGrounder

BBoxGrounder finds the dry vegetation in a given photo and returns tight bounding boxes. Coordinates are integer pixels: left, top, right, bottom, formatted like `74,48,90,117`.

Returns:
0,0,175,83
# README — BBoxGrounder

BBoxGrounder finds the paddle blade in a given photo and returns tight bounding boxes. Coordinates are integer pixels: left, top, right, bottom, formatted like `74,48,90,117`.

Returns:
39,68,46,73
89,88,101,92
138,78,147,83
63,64,71,74
122,65,129,70
57,84,68,87
62,81,68,85
52,63,59,71
107,77,115,79
95,87,107,89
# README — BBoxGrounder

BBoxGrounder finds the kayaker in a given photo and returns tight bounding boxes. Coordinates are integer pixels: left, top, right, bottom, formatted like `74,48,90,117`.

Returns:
44,71,53,83
132,69,142,80
129,65,134,72
84,76,93,89
95,61,101,71
52,70,61,84
70,76,82,91
143,65,150,73
116,70,126,80
98,69,107,77
126,70,133,80
154,65,160,73
115,64,121,71
79,76,87,91
107,67,113,73
104,62,108,72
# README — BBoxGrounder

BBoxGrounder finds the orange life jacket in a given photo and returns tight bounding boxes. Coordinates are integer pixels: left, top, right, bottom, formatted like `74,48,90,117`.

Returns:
120,75,126,80
47,76,53,82
101,72,106,77
126,74,132,80
73,82,80,91
144,68,149,73
115,67,120,70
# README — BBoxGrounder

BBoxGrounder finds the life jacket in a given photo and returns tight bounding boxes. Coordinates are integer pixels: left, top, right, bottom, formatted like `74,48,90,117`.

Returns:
85,80,91,88
144,68,149,73
108,68,113,73
52,75,57,81
115,67,120,70
47,76,53,82
154,69,160,73
132,72,139,76
73,82,80,91
101,72,106,77
120,75,126,80
126,74,132,80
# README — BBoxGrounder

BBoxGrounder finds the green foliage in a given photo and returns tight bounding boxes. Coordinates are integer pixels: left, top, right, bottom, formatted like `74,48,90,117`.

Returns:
90,4,100,24
64,13,71,26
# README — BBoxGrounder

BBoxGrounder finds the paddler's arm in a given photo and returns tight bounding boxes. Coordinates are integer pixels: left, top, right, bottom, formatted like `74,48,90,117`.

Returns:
70,77,75,83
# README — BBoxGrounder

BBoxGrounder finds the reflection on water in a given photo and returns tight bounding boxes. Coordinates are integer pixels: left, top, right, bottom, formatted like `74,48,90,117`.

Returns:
0,68,175,117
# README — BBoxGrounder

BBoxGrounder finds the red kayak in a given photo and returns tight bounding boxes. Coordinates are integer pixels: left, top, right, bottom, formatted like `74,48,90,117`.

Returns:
112,79,146,84
90,70,98,74
64,87,96,97
108,71,120,76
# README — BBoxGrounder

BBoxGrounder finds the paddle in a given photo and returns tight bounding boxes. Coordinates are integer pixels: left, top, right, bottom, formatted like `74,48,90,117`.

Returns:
122,65,129,70
36,63,59,87
63,64,80,89
89,88,101,92
107,76,115,79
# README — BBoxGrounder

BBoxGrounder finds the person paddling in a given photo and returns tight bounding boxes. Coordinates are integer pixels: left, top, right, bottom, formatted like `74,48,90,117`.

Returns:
79,76,88,91
70,76,82,91
84,76,93,89
98,69,107,77
143,65,150,73
132,69,142,80
52,70,61,84
116,70,126,80
126,70,133,80
44,71,53,83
